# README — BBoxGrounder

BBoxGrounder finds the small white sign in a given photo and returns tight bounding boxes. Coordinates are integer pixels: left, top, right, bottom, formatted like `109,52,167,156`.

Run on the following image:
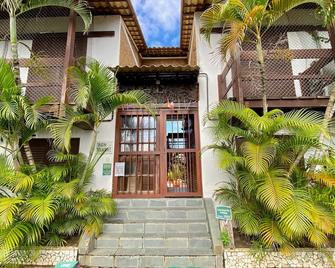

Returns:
97,141,113,154
114,162,126,177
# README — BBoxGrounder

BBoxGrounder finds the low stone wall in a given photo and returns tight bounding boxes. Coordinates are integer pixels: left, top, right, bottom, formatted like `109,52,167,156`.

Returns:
15,247,78,266
224,248,335,268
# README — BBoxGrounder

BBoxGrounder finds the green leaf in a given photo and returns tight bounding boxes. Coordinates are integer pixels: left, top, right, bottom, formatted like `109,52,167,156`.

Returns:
279,190,313,237
241,141,276,174
256,169,293,211
0,198,25,226
260,217,287,247
23,195,58,226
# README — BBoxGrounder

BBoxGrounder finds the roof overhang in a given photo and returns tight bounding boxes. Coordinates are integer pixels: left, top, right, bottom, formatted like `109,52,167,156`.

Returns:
113,65,200,84
89,0,147,50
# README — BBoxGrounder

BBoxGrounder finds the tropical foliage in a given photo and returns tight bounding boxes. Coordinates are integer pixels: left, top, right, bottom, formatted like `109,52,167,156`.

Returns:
201,0,335,114
0,152,116,264
0,0,92,168
208,100,335,251
49,58,151,185
0,60,49,169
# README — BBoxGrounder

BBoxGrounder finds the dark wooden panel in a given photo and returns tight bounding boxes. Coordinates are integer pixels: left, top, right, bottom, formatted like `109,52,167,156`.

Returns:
21,138,80,166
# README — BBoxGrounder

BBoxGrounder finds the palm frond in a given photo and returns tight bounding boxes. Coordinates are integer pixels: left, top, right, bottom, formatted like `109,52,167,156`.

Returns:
18,0,92,32
0,222,30,253
256,169,293,211
279,190,313,237
241,141,276,174
308,171,335,187
22,195,58,226
54,179,80,199
48,108,92,152
0,197,25,226
260,217,288,247
233,204,261,236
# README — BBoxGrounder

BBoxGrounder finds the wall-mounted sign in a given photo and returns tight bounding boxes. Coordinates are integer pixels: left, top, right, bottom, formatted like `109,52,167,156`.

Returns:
97,141,113,154
114,162,125,177
102,163,112,176
216,205,232,221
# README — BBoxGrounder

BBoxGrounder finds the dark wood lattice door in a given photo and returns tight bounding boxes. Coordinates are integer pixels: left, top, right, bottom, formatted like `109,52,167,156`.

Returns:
113,109,202,198
162,111,202,197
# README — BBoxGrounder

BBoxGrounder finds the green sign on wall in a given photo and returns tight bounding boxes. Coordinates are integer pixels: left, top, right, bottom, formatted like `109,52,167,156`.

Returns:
102,163,112,176
216,205,232,220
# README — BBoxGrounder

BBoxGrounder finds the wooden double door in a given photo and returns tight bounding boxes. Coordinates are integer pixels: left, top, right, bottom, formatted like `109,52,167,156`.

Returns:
113,108,202,198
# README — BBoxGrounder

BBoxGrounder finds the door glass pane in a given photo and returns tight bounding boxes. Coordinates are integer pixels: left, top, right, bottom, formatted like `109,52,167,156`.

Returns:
166,114,195,149
120,115,157,152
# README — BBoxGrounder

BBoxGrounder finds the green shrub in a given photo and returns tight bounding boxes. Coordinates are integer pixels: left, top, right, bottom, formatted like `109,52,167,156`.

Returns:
208,101,335,251
0,152,116,264
220,230,231,247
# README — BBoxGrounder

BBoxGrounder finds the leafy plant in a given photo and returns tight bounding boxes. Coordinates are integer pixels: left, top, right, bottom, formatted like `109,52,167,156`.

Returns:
208,100,335,252
168,156,186,183
220,230,231,247
0,152,116,265
49,58,151,186
0,60,50,170
0,0,91,169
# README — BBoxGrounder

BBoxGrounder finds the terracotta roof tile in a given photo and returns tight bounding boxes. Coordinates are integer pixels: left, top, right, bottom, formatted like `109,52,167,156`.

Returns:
113,65,200,73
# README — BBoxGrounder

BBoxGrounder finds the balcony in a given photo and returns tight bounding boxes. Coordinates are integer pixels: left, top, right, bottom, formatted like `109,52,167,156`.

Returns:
218,26,335,109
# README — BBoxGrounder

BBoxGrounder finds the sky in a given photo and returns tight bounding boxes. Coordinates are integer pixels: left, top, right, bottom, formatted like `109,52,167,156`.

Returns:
130,0,181,47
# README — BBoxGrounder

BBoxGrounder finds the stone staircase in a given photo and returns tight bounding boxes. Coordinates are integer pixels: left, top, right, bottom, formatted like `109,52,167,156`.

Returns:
79,198,223,268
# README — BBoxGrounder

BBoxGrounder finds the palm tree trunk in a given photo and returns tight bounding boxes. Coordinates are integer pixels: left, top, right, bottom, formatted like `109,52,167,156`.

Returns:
10,14,36,169
80,127,98,186
9,15,20,85
23,143,36,172
256,38,268,114
10,140,23,170
323,83,335,125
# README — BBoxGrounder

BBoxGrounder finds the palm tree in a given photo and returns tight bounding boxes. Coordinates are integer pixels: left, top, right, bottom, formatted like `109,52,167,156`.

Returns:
0,152,116,265
0,60,49,170
208,100,334,250
201,0,326,114
49,59,151,186
0,0,91,82
0,0,91,168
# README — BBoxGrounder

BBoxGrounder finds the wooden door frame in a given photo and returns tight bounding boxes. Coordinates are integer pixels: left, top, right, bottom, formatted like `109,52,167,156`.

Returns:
160,109,203,197
112,106,203,198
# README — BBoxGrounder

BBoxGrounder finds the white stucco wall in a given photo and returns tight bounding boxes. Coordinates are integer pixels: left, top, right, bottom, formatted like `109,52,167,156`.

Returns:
194,12,231,198
86,15,121,67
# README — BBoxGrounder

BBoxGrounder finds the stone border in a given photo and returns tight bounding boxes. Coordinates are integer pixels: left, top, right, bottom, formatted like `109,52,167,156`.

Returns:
78,232,96,255
204,198,223,255
224,248,335,268
15,247,78,266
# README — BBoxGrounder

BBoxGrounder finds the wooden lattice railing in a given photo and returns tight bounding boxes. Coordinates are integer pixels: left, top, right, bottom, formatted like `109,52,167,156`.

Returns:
218,24,335,108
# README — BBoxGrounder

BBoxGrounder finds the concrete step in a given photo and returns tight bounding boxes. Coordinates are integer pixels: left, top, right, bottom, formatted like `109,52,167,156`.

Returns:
88,248,214,256
102,222,209,235
115,198,205,209
98,232,211,239
110,207,207,222
95,235,212,250
81,254,222,268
